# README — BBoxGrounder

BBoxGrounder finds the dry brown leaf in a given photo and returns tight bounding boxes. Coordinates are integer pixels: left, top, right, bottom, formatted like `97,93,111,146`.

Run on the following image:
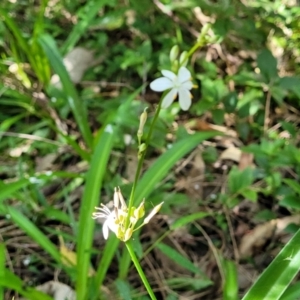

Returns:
219,147,241,163
51,47,96,88
186,119,214,131
125,147,138,182
239,152,254,170
35,281,75,300
239,215,300,258
59,236,95,276
35,153,58,172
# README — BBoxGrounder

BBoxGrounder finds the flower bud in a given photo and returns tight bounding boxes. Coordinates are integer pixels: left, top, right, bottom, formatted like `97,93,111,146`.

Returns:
124,227,133,242
171,60,179,73
169,45,179,62
179,51,188,67
137,108,148,145
143,202,164,224
134,200,145,219
138,143,147,155
197,23,212,43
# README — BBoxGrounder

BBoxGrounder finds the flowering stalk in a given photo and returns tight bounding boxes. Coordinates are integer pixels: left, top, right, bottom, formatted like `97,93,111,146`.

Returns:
182,23,214,67
125,241,157,300
92,26,215,299
126,99,163,227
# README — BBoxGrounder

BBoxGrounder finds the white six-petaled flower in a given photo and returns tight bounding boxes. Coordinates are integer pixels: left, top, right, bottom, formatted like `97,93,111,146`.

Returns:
92,187,163,242
92,204,117,240
150,66,194,111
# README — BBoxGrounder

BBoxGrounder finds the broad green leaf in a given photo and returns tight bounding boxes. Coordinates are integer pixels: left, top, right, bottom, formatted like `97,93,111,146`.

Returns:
280,195,300,210
241,188,257,202
257,49,278,82
279,76,300,99
242,229,300,300
284,179,300,195
228,167,254,195
212,109,225,125
223,92,238,113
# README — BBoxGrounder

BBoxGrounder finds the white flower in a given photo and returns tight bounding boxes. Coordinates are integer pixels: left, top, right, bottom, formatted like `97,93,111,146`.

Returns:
92,204,117,239
92,187,164,242
150,66,194,111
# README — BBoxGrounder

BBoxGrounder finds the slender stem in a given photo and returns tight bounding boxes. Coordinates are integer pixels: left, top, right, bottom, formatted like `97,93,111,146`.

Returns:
125,241,157,300
181,24,212,67
127,101,163,217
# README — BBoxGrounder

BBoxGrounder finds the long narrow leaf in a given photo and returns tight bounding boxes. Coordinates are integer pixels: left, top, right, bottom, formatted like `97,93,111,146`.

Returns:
76,124,115,300
61,0,110,54
0,269,52,300
0,243,4,299
6,206,61,264
90,235,120,300
0,179,30,203
223,259,238,300
134,131,219,205
157,243,208,276
242,229,300,300
0,8,32,59
38,34,93,148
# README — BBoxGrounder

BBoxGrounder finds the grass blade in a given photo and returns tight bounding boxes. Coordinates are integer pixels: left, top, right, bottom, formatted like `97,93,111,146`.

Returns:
90,235,120,300
157,243,207,276
242,229,300,300
223,259,238,300
171,212,210,230
61,0,110,54
76,124,115,300
0,269,52,300
38,34,93,149
0,243,4,299
6,206,61,264
0,179,30,203
134,131,220,204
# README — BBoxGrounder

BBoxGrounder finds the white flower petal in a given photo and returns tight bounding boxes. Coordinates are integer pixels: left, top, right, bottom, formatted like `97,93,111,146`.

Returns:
150,77,173,92
178,67,191,83
102,221,110,239
161,70,176,81
162,88,177,108
178,88,192,111
181,80,193,90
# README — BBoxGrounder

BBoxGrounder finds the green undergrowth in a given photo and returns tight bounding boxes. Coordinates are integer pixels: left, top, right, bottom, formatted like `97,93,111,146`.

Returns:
0,0,300,299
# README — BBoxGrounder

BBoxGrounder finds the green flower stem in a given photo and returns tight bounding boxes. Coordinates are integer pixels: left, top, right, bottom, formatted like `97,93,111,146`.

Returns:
125,241,157,300
126,100,163,221
181,24,212,67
